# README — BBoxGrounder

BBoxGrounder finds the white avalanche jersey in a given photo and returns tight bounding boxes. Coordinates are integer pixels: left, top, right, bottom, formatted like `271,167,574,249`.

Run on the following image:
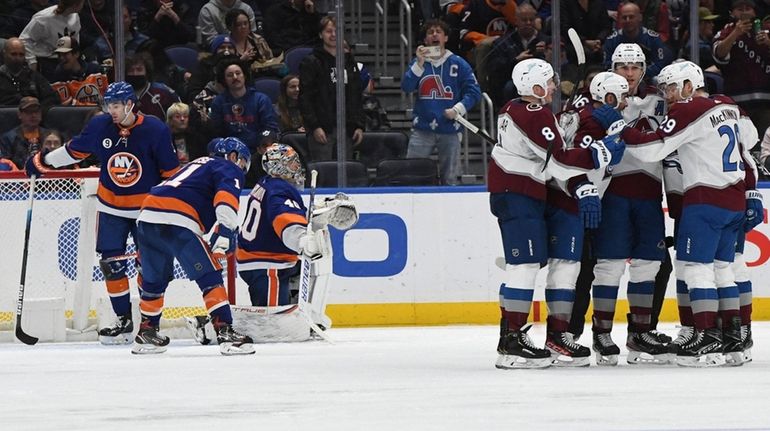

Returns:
608,85,667,200
623,96,754,212
663,94,759,219
488,99,601,202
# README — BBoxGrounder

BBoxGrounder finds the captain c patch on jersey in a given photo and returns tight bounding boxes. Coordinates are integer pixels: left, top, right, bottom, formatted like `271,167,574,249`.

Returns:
107,152,143,187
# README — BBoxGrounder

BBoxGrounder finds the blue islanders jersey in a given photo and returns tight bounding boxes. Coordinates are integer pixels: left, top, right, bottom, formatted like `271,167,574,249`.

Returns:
65,114,180,218
236,176,308,270
137,157,244,235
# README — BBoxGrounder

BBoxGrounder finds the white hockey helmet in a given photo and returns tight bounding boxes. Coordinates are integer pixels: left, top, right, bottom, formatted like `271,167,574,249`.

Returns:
611,43,646,71
512,58,556,99
660,60,705,97
589,71,630,107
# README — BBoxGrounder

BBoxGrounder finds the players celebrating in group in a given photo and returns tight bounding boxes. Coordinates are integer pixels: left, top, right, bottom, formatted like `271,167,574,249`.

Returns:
491,43,761,369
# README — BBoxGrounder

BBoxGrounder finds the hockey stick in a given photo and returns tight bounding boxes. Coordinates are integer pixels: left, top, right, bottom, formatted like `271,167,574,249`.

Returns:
543,28,586,171
298,170,332,342
456,114,497,145
16,175,39,345
565,28,587,108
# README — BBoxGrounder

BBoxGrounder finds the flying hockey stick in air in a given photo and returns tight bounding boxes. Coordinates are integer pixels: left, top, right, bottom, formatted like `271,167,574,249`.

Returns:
298,170,332,342
456,114,497,145
15,175,40,345
544,28,586,171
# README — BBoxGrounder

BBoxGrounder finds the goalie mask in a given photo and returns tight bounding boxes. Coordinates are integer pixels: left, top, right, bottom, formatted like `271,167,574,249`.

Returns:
262,143,305,187
589,72,629,108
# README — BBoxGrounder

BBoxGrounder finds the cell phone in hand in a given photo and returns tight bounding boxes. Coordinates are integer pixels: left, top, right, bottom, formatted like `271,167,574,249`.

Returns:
424,45,441,59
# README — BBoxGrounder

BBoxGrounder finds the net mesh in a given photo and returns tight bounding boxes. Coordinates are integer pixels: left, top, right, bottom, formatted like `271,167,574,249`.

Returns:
0,172,208,334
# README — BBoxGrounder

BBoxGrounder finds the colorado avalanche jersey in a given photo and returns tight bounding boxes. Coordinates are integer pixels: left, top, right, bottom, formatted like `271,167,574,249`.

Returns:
548,105,611,213
137,156,244,235
401,51,481,134
607,84,666,200
236,176,308,270
64,114,180,218
623,97,749,211
488,99,598,201
663,94,759,219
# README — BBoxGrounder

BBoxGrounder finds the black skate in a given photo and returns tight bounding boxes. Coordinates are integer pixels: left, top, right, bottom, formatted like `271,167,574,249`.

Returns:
592,332,620,366
675,328,725,367
742,324,753,363
131,319,170,354
184,315,214,345
722,317,744,367
98,313,133,345
649,329,672,344
546,331,590,367
626,331,671,365
667,326,694,355
496,325,551,369
213,318,255,356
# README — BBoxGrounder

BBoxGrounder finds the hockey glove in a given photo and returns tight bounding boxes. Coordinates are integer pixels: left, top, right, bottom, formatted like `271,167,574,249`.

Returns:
574,182,601,229
299,229,328,261
600,134,626,166
209,224,237,254
588,140,612,170
592,104,626,134
24,149,51,178
745,190,764,232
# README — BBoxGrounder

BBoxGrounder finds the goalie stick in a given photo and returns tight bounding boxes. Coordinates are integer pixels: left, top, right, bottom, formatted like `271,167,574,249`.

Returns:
15,175,39,345
543,28,586,171
455,114,497,145
298,170,333,342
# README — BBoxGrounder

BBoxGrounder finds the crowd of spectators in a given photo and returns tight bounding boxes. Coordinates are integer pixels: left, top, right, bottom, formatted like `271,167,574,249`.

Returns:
0,0,768,183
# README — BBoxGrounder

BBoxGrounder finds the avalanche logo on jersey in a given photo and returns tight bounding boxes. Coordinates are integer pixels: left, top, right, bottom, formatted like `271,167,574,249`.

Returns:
107,152,143,187
418,75,454,100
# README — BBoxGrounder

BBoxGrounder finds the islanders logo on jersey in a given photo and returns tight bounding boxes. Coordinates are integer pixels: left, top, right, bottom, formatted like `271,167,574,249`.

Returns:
419,75,454,100
107,152,143,187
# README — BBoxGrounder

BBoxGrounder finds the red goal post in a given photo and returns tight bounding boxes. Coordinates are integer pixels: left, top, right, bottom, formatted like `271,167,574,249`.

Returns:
0,170,218,342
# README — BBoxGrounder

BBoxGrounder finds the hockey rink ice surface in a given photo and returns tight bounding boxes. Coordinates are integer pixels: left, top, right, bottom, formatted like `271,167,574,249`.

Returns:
2,323,770,431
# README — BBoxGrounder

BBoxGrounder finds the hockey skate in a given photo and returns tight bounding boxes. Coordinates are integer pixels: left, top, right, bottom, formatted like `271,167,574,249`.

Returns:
742,324,753,363
98,314,133,345
649,329,672,344
592,332,620,366
131,319,170,354
722,317,744,367
495,324,551,369
545,331,590,367
626,331,671,365
213,318,255,356
675,328,725,367
667,326,695,356
184,315,215,345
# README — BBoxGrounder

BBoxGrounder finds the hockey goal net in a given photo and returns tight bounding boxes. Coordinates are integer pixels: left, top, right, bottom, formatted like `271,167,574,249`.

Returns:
0,170,213,342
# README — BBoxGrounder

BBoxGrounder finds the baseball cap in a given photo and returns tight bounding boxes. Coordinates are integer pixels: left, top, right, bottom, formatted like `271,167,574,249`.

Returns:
54,36,79,53
259,129,278,147
699,7,719,21
18,96,41,112
210,35,234,53
732,0,756,9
